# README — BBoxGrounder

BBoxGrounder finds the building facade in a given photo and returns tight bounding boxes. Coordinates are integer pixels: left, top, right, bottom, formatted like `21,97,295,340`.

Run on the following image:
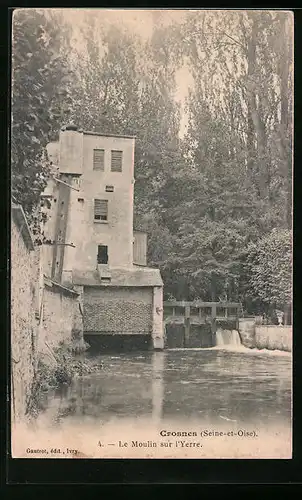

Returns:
42,125,164,350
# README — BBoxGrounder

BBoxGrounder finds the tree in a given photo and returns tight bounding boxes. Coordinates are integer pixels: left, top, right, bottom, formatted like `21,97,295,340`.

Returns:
244,228,292,320
168,10,293,302
181,10,293,231
11,9,74,222
12,9,292,308
67,20,142,135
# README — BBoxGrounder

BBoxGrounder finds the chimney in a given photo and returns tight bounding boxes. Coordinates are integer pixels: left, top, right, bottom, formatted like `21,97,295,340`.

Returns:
59,124,83,175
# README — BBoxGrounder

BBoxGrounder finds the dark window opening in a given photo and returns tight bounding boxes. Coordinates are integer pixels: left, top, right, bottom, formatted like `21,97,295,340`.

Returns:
94,199,108,221
111,150,123,172
105,185,114,192
97,245,108,265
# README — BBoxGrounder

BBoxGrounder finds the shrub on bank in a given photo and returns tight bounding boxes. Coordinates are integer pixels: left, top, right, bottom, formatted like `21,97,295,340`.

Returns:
26,340,102,418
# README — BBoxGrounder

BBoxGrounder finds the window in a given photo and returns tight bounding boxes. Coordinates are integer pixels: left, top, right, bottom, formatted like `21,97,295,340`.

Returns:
111,150,123,172
94,199,108,221
97,245,108,264
105,185,114,192
93,149,105,171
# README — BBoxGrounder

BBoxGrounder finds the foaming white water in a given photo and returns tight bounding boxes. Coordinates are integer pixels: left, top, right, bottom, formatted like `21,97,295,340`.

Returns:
216,329,241,347
213,345,291,356
168,345,291,356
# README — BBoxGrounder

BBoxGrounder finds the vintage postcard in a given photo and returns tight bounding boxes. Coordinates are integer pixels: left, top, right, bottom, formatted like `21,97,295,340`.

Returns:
11,8,293,459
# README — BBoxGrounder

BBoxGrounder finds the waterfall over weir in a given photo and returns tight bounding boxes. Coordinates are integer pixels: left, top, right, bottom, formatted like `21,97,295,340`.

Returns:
216,329,242,347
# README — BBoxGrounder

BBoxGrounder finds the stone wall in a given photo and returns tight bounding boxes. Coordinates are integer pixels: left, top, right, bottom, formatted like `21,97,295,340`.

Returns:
255,326,292,352
11,213,37,423
39,284,80,351
83,286,153,334
238,318,256,348
239,319,292,351
11,205,84,422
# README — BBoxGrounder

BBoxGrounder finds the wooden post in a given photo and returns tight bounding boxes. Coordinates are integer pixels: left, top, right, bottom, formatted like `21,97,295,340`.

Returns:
184,306,191,348
211,303,217,347
51,176,71,282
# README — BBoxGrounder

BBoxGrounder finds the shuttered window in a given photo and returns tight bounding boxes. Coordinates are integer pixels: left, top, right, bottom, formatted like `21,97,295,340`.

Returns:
94,199,108,221
111,150,123,172
93,149,105,171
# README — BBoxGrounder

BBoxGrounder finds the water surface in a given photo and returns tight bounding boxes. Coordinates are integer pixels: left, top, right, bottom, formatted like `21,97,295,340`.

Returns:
49,347,291,427
13,345,292,458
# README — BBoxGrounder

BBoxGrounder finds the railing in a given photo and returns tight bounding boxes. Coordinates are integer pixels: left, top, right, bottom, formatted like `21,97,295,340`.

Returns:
163,301,241,346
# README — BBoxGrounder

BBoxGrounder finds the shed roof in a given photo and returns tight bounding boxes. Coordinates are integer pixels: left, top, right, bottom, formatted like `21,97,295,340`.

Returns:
72,267,163,287
44,275,79,297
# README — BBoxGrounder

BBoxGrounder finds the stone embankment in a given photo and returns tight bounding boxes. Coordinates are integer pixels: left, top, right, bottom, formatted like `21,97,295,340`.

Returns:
239,318,292,352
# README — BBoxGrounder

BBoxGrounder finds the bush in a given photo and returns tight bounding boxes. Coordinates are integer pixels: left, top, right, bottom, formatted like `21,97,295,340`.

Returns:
26,341,102,418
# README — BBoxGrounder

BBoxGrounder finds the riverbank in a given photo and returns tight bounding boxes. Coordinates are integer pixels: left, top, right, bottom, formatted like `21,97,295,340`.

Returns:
26,341,102,419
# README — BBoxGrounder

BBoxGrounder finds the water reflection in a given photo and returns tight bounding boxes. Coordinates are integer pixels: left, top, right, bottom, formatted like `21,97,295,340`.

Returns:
151,352,165,424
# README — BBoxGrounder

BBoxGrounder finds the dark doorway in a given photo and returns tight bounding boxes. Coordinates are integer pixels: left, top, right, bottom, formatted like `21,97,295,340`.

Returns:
84,334,152,352
97,245,108,264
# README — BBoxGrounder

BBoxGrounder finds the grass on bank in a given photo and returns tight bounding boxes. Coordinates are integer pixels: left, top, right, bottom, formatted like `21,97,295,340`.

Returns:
26,340,102,418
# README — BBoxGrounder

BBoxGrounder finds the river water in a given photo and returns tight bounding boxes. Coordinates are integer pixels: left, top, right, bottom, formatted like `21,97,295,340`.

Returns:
13,344,292,459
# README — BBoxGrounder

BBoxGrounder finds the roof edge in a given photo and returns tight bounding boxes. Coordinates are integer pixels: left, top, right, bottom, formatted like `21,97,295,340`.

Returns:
44,275,79,297
82,130,136,139
12,204,35,251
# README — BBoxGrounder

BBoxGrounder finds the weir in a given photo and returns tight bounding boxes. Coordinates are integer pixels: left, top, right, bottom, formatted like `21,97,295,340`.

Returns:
164,301,241,349
215,329,242,347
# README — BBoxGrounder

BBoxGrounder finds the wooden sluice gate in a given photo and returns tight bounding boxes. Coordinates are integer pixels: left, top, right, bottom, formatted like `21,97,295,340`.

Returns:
163,301,241,348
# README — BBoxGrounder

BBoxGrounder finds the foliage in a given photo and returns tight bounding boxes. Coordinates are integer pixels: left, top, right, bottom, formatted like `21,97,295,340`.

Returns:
26,340,101,418
244,229,292,308
160,10,293,305
12,10,293,312
11,9,74,222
